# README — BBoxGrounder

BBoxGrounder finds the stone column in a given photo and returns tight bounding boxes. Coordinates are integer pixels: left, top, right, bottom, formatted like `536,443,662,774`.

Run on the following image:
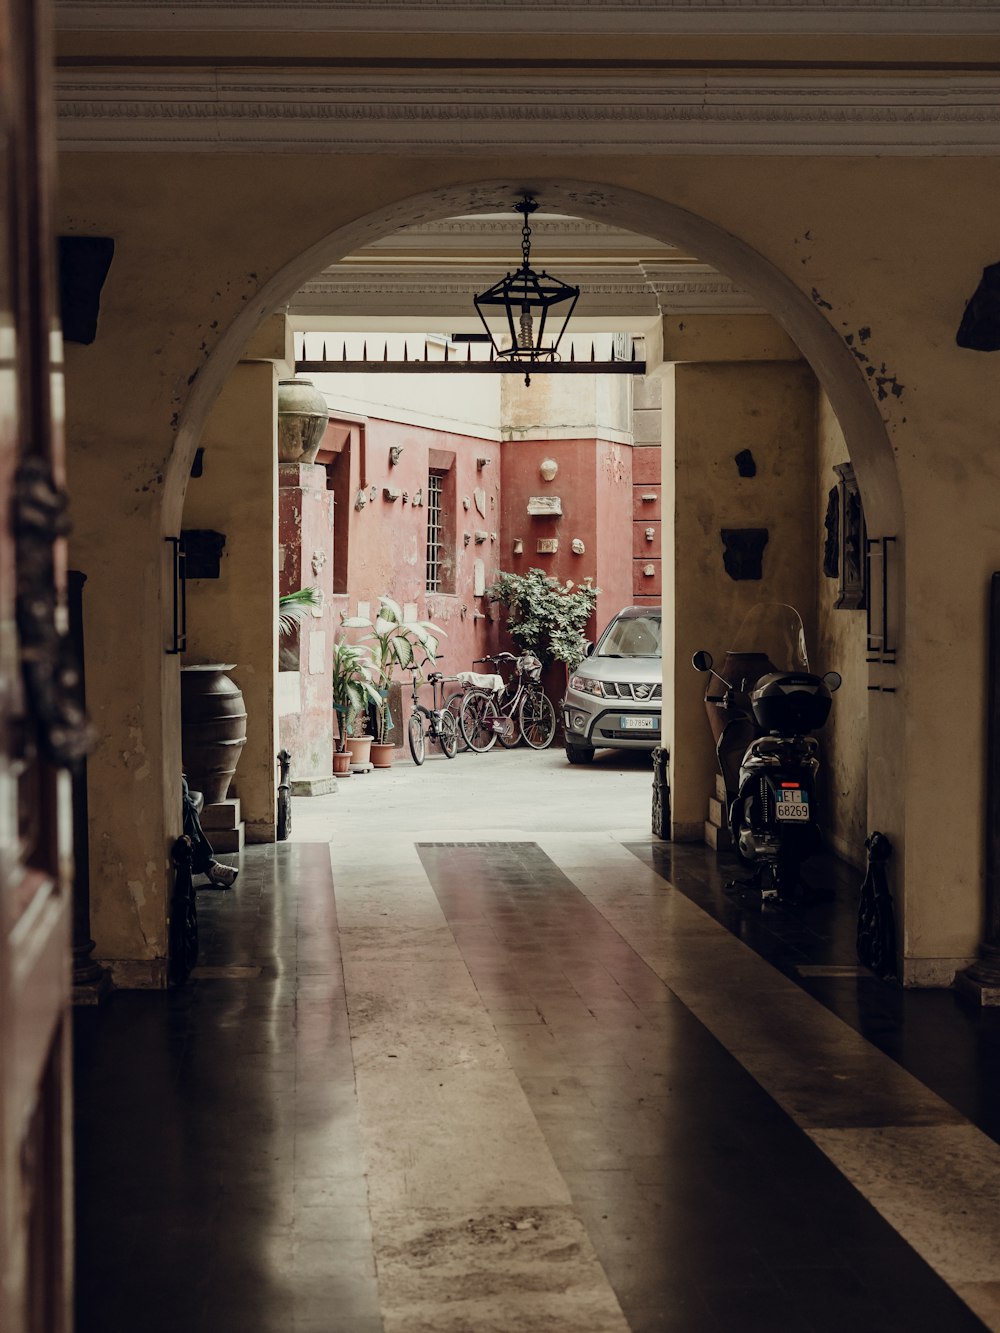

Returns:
67,570,111,1004
648,315,815,844
278,462,335,794
956,571,1000,1005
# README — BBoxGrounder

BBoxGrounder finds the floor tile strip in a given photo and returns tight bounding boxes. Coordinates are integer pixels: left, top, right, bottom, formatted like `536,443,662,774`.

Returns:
535,833,1000,1331
418,838,989,1333
329,837,631,1333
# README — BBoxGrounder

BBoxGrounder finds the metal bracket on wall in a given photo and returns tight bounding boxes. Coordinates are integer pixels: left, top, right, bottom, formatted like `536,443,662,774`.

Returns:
165,536,187,655
866,535,897,690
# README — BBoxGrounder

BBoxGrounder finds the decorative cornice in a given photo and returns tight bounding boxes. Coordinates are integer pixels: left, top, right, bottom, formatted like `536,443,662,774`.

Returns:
55,0,1000,37
56,72,1000,154
289,261,761,318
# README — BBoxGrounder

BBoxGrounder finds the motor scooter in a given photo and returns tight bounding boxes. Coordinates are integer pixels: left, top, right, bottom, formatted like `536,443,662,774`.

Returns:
692,603,841,901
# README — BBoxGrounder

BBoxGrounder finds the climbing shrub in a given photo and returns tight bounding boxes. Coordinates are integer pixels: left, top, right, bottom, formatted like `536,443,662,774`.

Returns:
486,568,599,670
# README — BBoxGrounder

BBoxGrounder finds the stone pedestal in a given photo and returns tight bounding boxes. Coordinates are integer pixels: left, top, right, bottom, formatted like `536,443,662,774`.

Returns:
278,462,335,789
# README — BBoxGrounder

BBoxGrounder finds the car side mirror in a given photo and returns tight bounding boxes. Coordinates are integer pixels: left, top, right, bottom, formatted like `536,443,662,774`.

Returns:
584,641,595,657
823,670,842,692
692,650,713,672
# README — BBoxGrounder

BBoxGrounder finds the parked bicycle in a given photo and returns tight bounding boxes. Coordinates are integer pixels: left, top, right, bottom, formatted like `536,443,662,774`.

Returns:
459,651,557,752
405,663,459,764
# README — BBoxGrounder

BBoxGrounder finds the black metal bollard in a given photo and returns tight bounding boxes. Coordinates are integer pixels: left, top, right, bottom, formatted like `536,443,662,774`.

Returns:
651,746,671,840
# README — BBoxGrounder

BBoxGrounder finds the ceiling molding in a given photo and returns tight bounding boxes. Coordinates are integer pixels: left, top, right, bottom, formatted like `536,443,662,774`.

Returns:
56,72,1000,154
288,261,762,321
54,0,1000,37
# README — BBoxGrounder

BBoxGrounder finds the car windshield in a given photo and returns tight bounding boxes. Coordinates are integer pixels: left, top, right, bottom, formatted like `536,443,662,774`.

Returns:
597,613,661,658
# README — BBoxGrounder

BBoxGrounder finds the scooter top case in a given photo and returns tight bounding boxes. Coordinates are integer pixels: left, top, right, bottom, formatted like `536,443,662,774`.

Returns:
751,672,833,735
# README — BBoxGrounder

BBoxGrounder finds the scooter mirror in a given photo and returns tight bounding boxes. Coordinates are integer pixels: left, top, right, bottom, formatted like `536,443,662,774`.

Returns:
692,650,713,672
823,670,842,692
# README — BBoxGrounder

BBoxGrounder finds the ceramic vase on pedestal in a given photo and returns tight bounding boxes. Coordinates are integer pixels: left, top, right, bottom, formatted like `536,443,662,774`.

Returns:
277,378,329,465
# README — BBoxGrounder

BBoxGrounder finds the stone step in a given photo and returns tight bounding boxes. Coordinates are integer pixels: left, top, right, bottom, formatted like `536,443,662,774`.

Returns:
704,819,732,852
716,772,727,803
210,823,245,853
708,796,726,828
291,776,338,797
201,798,242,831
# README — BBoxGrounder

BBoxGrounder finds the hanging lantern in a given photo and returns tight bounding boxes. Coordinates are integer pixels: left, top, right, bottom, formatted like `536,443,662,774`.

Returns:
473,196,580,386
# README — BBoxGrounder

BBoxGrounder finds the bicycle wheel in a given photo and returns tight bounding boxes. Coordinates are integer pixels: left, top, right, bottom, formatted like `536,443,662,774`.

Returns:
443,690,470,752
438,709,459,759
461,690,500,752
496,707,520,748
519,689,556,749
408,712,426,766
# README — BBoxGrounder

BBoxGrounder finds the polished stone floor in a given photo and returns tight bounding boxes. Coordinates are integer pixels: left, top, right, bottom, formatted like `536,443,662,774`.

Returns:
74,749,1000,1332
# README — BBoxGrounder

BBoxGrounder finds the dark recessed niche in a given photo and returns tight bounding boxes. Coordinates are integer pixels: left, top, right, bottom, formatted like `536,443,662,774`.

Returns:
720,528,768,581
180,529,226,579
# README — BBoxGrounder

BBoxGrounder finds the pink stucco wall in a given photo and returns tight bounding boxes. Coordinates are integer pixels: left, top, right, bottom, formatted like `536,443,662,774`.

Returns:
322,415,502,751
498,437,633,643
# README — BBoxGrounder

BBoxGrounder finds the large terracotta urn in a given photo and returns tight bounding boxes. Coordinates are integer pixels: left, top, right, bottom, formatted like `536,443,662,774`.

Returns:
180,664,248,804
277,378,329,464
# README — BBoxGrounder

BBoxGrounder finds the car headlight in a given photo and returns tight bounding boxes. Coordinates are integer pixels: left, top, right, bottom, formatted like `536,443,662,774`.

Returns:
569,675,604,696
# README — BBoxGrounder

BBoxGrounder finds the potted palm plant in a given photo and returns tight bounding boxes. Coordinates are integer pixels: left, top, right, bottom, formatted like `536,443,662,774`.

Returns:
341,597,444,768
331,638,381,773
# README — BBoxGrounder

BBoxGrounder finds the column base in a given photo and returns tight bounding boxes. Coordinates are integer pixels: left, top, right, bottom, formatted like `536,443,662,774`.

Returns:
955,950,1000,1006
290,776,338,796
72,968,114,1007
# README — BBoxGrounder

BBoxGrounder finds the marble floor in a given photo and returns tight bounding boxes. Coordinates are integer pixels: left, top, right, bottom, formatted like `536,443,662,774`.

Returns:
74,748,1000,1332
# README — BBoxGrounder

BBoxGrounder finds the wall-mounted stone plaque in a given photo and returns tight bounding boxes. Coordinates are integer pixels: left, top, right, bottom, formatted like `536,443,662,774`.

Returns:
474,530,488,544
527,496,562,517
474,487,487,517
513,538,523,555
537,538,559,555
474,559,486,597
571,538,585,555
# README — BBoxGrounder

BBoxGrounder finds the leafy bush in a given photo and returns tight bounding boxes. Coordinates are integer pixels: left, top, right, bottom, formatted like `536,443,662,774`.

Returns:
486,569,599,670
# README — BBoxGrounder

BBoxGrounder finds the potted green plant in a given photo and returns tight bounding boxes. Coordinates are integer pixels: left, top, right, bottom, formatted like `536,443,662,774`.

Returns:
331,638,381,774
341,597,444,767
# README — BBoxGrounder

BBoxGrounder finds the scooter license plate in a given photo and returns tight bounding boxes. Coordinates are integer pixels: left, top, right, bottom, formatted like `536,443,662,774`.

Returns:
776,791,810,821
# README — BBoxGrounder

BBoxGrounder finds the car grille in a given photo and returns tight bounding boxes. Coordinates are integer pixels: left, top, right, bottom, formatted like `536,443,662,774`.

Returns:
598,723,662,741
602,682,662,702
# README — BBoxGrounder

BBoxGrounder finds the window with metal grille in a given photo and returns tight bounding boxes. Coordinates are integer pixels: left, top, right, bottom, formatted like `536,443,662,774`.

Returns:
426,470,445,591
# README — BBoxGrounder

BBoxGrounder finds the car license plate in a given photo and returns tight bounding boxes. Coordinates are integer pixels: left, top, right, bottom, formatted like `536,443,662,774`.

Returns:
776,791,810,821
620,715,655,730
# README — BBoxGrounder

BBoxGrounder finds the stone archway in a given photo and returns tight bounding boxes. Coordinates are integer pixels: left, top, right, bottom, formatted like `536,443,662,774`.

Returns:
167,174,902,901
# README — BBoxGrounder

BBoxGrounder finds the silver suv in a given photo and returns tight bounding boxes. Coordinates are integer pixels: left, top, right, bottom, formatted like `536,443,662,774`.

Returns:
563,606,662,764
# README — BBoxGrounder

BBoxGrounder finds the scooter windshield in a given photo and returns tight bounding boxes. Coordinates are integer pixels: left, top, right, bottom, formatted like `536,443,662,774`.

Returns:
729,603,809,674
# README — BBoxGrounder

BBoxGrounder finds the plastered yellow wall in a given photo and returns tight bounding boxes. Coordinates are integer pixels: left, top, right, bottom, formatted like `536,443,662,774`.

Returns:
182,361,278,842
667,359,818,840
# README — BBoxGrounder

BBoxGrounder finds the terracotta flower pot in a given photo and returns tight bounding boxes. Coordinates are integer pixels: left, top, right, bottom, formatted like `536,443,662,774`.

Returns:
344,735,372,766
333,751,352,776
370,742,395,769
